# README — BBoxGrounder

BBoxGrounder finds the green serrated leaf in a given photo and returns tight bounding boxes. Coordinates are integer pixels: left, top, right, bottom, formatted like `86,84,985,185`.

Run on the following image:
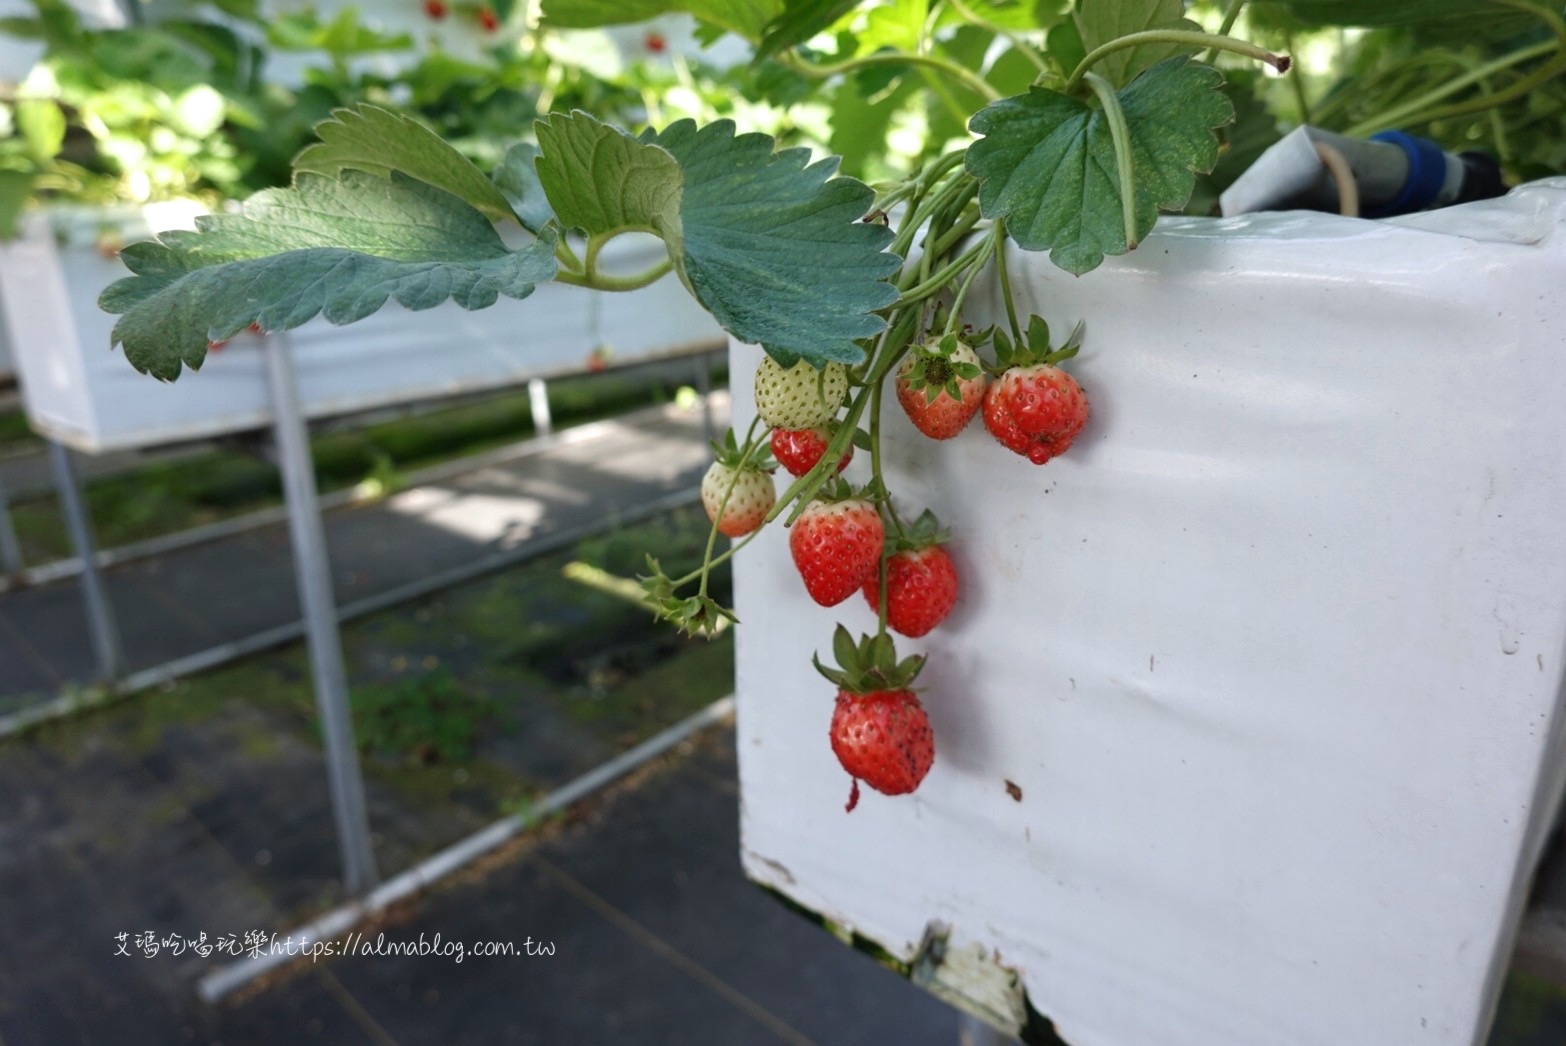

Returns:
1072,0,1202,88
100,171,558,382
968,57,1232,275
858,0,926,55
539,0,783,40
491,143,556,235
757,0,861,58
1045,16,1085,82
534,112,684,241
827,74,919,180
293,106,518,225
15,99,65,160
650,118,899,367
511,116,885,368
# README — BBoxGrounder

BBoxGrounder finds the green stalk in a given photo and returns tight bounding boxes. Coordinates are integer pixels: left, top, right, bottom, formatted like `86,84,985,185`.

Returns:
554,259,674,292
868,364,907,538
780,49,1002,103
1083,71,1140,251
1344,40,1562,135
942,227,997,336
899,238,990,306
1064,30,1289,93
993,218,1022,343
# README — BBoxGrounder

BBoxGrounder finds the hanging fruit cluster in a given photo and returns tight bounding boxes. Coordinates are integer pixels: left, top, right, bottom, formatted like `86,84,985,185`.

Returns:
643,172,1090,810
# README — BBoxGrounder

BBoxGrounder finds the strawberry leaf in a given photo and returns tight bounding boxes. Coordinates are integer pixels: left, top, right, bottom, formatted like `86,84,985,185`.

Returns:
1072,0,1203,88
756,0,860,59
293,106,520,225
650,118,900,367
492,143,556,235
967,57,1232,275
535,112,684,239
536,112,896,368
539,0,782,40
100,171,558,381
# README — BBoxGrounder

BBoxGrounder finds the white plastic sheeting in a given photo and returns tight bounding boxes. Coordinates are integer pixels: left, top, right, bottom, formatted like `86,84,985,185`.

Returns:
0,206,723,452
733,179,1566,1046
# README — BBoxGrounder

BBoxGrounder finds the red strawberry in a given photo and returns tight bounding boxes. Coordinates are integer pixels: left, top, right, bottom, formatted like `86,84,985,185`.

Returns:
984,316,1089,465
476,5,498,30
700,429,775,538
816,628,934,811
644,30,666,53
896,333,985,439
863,512,957,638
770,424,852,478
983,365,1088,465
789,483,884,607
423,0,446,17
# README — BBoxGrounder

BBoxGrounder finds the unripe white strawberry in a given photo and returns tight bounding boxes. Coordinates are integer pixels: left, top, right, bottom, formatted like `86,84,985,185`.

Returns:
700,460,775,537
754,356,848,429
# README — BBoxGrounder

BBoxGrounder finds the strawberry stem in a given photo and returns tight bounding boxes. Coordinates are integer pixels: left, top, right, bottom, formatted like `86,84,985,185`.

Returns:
993,218,1024,345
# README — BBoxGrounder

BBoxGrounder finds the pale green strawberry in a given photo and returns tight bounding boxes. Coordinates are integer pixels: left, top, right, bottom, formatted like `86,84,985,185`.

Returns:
754,357,848,429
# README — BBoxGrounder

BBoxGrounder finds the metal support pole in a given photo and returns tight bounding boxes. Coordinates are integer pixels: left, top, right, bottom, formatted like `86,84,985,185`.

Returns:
0,469,23,578
693,353,716,446
528,377,552,437
264,334,380,896
957,1014,1016,1046
49,441,122,680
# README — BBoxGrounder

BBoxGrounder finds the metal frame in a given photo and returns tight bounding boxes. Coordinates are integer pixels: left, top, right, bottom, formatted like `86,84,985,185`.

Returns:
48,440,122,681
264,334,380,896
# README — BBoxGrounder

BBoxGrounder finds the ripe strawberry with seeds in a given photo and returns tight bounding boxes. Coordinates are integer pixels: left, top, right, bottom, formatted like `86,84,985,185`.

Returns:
754,355,848,430
896,332,986,439
423,0,446,18
816,627,934,811
476,5,498,29
771,424,852,478
700,429,775,538
984,316,1089,466
863,511,958,638
789,480,883,606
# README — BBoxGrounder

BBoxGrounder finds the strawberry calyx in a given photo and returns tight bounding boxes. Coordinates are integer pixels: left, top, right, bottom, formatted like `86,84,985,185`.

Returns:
901,332,984,406
882,508,948,555
709,427,775,473
990,315,1084,375
639,557,737,637
813,625,925,695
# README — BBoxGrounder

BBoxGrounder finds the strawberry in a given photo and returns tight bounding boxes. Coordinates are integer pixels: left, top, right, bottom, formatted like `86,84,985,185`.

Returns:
423,0,446,17
644,30,667,53
789,481,883,606
984,316,1089,466
770,424,852,478
816,627,934,811
700,429,775,538
895,333,985,439
862,511,957,638
476,5,498,30
754,355,848,429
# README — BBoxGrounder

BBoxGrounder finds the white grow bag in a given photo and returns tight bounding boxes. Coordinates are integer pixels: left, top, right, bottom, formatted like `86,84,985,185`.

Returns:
0,205,723,453
732,179,1566,1046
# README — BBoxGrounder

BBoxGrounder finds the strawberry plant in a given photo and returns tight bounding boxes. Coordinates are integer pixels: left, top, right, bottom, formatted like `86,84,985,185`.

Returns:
92,0,1566,808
